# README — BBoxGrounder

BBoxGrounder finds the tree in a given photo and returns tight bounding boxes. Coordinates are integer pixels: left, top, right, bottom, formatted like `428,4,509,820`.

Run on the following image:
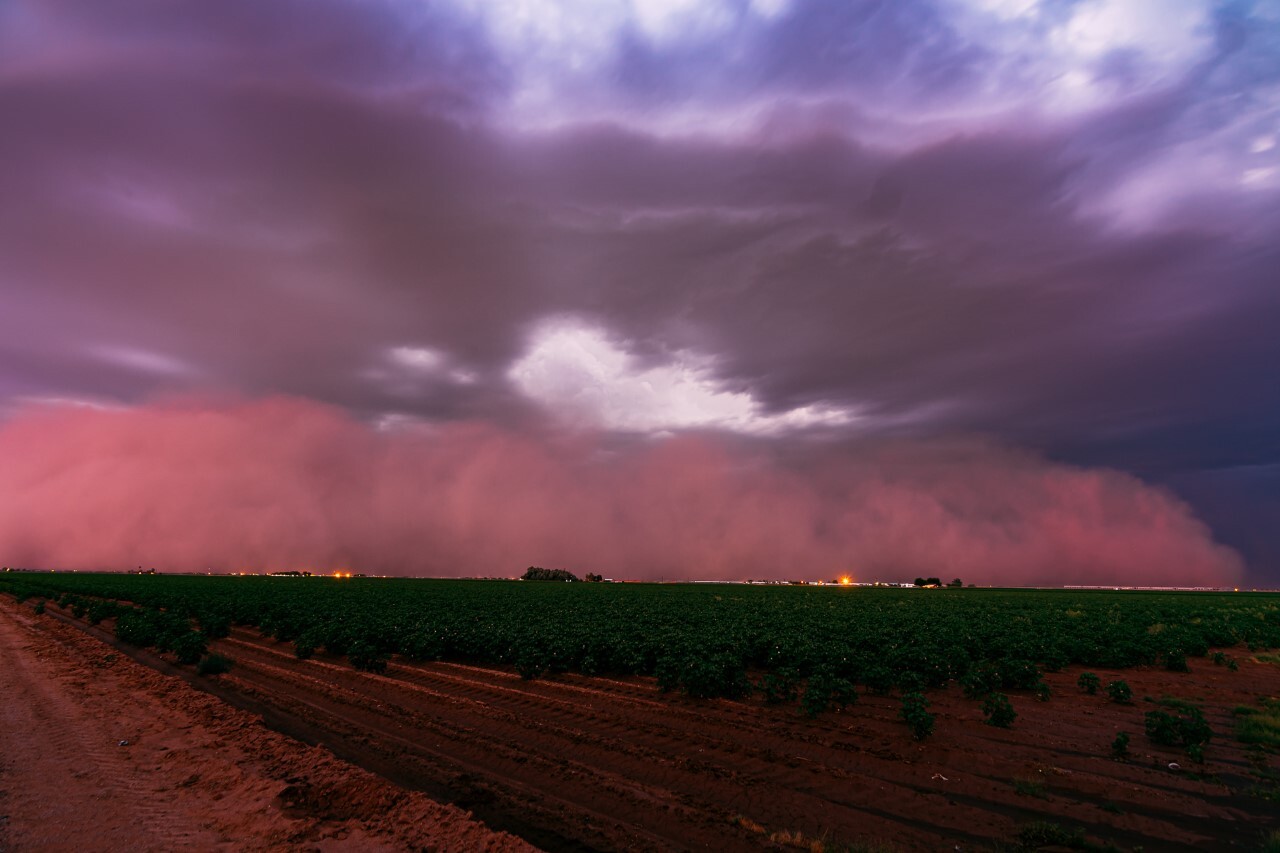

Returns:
520,566,580,582
948,577,963,588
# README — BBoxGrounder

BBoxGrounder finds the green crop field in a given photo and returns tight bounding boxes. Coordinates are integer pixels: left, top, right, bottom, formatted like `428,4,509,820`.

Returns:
3,572,1278,714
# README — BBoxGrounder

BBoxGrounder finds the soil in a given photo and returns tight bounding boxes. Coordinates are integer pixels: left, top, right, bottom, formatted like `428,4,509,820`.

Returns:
4,595,1279,852
0,598,533,852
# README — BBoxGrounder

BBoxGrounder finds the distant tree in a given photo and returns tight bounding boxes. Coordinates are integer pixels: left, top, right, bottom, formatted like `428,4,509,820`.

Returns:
948,578,963,588
584,573,603,583
520,566,580,582
914,577,942,587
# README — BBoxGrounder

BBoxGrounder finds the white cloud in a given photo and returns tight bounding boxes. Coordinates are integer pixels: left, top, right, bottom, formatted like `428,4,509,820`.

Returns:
389,345,446,371
508,320,855,434
90,345,195,377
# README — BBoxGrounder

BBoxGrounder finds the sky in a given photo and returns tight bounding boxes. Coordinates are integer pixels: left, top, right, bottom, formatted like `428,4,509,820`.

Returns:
1,0,1278,584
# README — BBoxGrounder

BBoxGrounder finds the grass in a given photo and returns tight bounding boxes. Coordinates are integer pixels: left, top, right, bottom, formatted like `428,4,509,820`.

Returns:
1235,699,1280,749
1238,714,1280,749
1155,696,1202,713
1013,776,1048,798
1004,821,1122,852
730,815,896,853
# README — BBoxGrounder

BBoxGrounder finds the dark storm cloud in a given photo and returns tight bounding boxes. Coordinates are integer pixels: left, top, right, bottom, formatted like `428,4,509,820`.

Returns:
2,0,1278,579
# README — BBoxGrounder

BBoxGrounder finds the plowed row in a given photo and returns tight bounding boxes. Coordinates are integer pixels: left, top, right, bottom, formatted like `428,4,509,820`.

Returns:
199,626,1280,851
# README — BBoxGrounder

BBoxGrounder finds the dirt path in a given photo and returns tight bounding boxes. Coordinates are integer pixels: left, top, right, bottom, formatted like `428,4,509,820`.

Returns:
0,599,534,852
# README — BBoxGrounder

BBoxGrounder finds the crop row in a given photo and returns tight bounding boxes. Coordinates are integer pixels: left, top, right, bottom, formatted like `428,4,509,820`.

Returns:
3,573,1278,711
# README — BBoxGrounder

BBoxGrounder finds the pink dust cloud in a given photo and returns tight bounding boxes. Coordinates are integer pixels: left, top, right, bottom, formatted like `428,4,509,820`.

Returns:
0,397,1243,586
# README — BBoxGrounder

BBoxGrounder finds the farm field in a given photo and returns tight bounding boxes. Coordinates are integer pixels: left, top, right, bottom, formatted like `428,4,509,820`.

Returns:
2,573,1279,850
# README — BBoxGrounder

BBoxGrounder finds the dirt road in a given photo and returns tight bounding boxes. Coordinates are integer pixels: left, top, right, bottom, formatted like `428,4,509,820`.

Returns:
0,599,532,852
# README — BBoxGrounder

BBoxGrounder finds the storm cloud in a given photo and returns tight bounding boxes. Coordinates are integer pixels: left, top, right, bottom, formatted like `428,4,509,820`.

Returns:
1,0,1277,581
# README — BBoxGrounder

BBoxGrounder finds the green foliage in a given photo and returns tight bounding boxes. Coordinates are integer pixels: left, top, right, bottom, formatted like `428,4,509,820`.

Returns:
1106,680,1133,704
656,652,749,699
1144,705,1212,749
800,669,857,717
1012,776,1047,798
348,640,389,674
6,573,1280,710
900,691,934,739
1012,821,1120,852
521,566,579,582
169,631,208,665
1076,672,1100,694
761,668,800,705
1235,700,1280,749
32,599,45,615
196,653,233,676
983,692,1017,727
1111,731,1130,759
86,599,120,625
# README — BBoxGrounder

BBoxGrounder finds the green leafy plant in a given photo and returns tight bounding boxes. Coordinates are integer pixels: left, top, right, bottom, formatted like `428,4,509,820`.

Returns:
983,692,1017,728
1144,705,1212,749
900,691,934,739
169,631,208,665
196,653,233,676
1111,731,1130,759
1106,680,1132,704
1077,672,1101,694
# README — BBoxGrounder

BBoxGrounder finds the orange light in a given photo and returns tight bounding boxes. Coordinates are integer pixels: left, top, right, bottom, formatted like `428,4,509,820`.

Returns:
839,575,852,586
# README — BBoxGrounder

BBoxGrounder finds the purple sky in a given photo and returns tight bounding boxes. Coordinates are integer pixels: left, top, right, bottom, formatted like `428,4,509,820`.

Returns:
1,0,1278,582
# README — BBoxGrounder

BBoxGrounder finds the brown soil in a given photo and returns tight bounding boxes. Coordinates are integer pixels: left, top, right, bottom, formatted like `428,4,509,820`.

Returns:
0,598,533,852
8,597,1280,852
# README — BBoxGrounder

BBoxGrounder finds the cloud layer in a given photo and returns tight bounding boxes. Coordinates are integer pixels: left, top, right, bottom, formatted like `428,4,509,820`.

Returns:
2,0,1278,579
0,398,1241,586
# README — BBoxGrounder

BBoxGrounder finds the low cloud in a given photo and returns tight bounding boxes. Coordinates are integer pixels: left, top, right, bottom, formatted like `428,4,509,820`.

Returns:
0,397,1242,586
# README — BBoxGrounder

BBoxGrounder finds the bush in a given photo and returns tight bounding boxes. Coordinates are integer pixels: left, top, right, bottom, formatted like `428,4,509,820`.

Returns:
348,640,389,674
983,692,1017,728
115,608,160,648
801,670,857,717
169,631,208,665
1077,672,1101,695
900,692,934,739
198,611,231,639
1106,680,1133,704
761,668,800,705
1145,707,1212,749
196,653,233,676
1111,731,1130,758
86,600,119,625
961,662,999,699
998,659,1043,690
656,652,749,699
